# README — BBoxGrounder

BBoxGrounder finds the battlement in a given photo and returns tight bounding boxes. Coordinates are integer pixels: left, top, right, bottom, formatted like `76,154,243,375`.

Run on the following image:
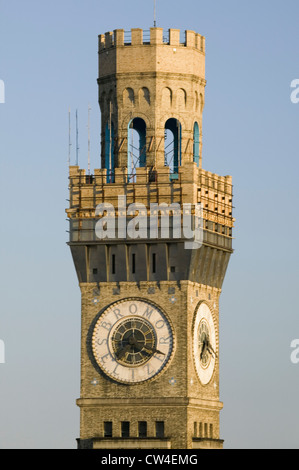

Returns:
98,28,205,54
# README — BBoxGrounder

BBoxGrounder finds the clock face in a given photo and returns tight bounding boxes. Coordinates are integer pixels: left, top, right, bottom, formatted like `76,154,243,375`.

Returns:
193,302,217,385
91,299,174,384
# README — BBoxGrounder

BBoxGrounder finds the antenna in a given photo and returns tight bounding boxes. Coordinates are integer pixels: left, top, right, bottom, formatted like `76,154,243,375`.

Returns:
87,104,91,175
154,0,157,27
68,107,72,165
109,101,113,182
76,109,79,166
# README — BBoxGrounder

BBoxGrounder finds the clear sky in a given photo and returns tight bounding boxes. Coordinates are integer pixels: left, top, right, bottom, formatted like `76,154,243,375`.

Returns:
0,0,299,449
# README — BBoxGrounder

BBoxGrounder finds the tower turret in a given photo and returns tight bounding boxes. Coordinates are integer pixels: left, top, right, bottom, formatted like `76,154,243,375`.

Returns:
98,28,206,179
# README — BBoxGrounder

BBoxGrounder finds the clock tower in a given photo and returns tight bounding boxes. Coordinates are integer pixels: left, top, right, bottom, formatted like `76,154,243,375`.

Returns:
66,27,234,450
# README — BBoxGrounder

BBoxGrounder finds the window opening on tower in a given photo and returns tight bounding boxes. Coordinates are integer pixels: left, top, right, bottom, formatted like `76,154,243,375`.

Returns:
105,105,114,183
193,122,200,167
164,118,181,180
128,117,146,182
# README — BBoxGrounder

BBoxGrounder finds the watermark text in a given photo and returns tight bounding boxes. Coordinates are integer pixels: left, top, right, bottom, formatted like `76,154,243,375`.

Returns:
0,80,5,104
95,195,203,250
0,339,5,364
290,339,299,364
290,79,299,104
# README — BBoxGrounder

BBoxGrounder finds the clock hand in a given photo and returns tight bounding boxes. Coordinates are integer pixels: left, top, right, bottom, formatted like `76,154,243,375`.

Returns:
207,341,217,358
200,338,207,360
116,332,138,359
116,343,132,359
144,345,165,356
134,341,165,356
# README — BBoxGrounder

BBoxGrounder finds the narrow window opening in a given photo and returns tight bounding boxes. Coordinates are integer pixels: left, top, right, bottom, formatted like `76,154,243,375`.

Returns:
121,421,130,438
112,254,116,274
156,421,165,438
105,117,115,183
138,421,147,438
152,253,156,273
93,268,98,275
132,253,136,274
128,117,146,182
193,122,200,167
104,421,113,438
164,118,182,180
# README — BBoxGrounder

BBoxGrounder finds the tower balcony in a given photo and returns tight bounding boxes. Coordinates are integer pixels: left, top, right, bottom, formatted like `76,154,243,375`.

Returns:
66,164,234,254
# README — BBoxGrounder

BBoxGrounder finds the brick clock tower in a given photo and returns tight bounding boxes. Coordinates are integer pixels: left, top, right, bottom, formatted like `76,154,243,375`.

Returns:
66,27,234,450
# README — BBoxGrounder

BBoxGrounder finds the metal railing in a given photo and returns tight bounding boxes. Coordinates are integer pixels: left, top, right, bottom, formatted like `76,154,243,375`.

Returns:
124,30,132,45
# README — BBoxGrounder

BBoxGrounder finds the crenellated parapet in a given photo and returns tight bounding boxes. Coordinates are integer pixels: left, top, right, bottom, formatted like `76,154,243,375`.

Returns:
98,28,205,53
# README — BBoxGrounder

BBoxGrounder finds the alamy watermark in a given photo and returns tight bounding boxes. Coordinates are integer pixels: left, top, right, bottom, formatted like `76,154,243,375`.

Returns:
290,339,299,364
95,195,203,249
0,339,5,364
290,79,299,104
0,78,6,363
0,79,5,104
289,81,299,364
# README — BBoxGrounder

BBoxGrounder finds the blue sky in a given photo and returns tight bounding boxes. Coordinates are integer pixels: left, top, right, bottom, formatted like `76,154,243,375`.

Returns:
0,0,299,449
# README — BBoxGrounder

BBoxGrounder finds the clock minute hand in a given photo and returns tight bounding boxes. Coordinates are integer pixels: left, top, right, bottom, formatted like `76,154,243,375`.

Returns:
133,340,165,356
206,340,217,358
143,345,165,356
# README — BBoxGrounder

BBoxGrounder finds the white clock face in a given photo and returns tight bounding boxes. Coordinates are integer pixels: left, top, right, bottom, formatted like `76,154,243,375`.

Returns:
92,299,174,384
193,302,217,385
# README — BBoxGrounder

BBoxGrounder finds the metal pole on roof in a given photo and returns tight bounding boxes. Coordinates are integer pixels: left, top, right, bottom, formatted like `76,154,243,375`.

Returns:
109,101,112,182
154,0,157,27
68,107,71,165
76,109,79,166
88,104,91,175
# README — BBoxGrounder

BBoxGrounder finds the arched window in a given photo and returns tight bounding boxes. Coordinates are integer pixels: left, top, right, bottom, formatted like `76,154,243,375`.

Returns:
128,117,146,182
164,118,182,180
105,121,114,183
177,88,187,109
193,122,200,167
162,87,172,108
139,87,150,106
123,87,135,106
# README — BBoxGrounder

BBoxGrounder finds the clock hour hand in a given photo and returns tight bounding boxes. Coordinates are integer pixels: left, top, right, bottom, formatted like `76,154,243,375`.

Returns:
116,343,132,360
200,340,207,360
